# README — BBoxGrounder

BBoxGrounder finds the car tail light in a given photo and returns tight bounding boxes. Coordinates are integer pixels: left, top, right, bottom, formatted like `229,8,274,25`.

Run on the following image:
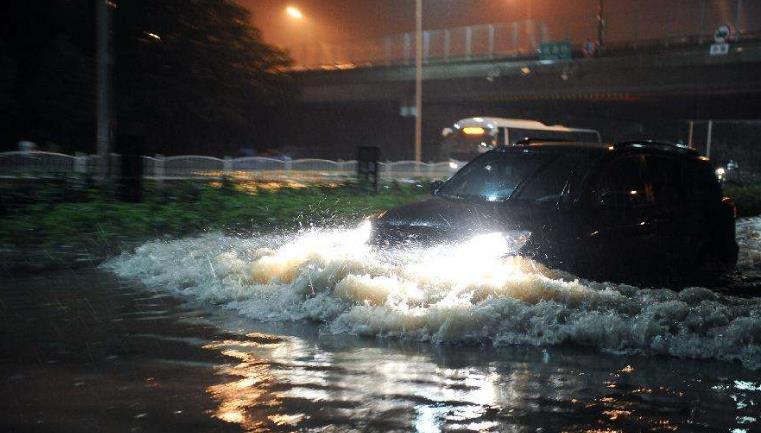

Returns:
722,196,737,218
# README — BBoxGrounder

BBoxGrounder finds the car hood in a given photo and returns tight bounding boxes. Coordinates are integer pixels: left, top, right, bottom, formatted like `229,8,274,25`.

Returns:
375,196,549,241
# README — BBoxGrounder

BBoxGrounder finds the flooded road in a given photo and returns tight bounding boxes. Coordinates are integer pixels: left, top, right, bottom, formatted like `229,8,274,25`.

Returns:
0,269,240,433
2,218,760,432
2,269,760,433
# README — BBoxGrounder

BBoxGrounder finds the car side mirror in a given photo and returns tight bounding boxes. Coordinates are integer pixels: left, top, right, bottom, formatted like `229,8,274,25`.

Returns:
430,180,443,195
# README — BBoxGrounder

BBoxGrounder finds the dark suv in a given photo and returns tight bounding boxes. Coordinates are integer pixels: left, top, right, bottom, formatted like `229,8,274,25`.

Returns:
372,141,738,281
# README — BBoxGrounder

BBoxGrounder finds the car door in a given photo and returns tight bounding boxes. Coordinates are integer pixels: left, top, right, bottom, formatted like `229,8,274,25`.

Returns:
577,153,659,276
642,155,691,267
504,151,591,269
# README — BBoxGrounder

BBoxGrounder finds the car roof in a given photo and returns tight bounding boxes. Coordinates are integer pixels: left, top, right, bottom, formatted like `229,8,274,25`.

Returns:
495,140,702,159
495,141,609,155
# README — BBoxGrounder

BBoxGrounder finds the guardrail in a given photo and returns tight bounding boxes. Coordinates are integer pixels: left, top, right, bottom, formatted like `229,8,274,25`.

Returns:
0,151,458,181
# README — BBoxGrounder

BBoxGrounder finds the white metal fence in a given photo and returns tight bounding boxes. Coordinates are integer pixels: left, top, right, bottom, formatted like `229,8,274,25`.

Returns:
0,151,457,181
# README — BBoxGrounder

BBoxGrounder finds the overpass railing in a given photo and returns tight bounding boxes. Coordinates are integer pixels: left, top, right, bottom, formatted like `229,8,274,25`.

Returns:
291,20,548,69
289,0,759,70
0,152,458,182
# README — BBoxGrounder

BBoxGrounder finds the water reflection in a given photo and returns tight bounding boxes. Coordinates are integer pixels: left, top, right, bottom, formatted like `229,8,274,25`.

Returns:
205,334,289,430
202,328,761,433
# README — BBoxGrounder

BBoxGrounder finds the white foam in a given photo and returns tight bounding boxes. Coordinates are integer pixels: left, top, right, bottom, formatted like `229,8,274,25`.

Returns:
105,218,761,370
738,217,761,271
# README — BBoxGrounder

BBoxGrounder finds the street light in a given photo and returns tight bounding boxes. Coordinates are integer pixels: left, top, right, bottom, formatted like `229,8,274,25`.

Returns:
414,0,422,164
285,6,304,20
96,0,113,183
285,5,310,66
597,0,605,49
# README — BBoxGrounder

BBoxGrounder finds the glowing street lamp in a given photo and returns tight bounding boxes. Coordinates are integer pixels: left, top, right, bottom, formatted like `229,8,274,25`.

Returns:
285,6,304,20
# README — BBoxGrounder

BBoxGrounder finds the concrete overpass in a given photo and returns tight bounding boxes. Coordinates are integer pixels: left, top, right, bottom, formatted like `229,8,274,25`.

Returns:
282,39,761,161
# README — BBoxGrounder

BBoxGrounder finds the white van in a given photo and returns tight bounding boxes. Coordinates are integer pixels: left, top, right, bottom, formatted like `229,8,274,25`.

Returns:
441,117,601,162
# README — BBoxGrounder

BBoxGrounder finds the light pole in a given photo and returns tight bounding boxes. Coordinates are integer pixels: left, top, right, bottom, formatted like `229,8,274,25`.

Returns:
96,0,113,183
597,0,605,49
414,0,422,163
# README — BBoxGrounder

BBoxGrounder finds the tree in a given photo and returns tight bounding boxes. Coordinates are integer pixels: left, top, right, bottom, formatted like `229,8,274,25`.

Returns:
0,0,95,152
0,0,293,155
113,0,294,155
23,37,94,150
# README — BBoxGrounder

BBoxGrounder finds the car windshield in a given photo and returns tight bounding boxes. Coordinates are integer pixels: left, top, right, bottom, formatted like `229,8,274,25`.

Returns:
438,150,586,204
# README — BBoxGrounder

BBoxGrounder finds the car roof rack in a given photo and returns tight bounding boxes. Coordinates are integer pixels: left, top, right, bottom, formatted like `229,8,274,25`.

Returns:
614,140,699,155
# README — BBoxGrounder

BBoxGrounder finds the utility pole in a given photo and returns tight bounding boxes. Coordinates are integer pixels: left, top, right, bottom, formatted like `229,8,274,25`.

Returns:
597,0,605,49
414,0,423,164
735,0,743,42
96,0,113,182
526,0,532,40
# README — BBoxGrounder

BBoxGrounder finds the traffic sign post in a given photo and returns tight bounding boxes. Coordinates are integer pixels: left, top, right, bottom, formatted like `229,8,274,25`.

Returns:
710,25,732,56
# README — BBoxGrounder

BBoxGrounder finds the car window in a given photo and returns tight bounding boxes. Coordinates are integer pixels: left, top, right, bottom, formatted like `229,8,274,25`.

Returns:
595,154,652,208
644,155,686,205
513,154,585,205
439,151,558,202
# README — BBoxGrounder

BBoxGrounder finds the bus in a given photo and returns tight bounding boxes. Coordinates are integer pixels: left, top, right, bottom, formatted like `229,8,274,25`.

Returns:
440,117,601,163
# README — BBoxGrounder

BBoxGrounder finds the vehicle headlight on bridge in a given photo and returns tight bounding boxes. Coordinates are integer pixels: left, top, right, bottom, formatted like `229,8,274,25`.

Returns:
462,127,486,135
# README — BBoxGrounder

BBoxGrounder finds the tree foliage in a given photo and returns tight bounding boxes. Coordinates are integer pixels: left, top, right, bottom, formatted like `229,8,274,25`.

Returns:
0,0,293,155
114,0,294,155
0,0,95,152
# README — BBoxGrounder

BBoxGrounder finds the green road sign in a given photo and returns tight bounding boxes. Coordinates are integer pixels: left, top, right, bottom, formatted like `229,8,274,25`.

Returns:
539,42,572,61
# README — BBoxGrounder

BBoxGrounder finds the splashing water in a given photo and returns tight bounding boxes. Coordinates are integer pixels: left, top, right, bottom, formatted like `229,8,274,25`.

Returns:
106,219,761,369
737,218,761,271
